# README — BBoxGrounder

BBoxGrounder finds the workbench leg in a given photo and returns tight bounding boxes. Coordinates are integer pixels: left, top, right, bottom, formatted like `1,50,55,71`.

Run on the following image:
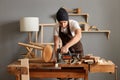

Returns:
115,66,118,80
16,74,21,80
21,59,30,80
84,73,88,80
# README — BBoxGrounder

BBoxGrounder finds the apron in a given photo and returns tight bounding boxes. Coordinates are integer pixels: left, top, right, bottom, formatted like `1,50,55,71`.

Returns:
59,24,84,58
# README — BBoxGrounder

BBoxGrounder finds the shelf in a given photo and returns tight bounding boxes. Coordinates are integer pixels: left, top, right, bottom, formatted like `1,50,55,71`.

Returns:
68,13,89,23
38,30,110,46
38,24,110,47
82,30,111,39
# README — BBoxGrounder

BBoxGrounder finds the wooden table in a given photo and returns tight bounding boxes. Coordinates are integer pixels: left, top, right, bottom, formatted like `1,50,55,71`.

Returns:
7,59,117,80
7,59,89,80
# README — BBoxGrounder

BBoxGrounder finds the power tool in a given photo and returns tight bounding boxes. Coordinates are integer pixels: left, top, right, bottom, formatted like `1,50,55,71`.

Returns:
56,48,80,63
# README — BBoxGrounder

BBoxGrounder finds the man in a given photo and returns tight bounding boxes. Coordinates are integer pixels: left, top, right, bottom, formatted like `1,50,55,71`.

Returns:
54,7,84,62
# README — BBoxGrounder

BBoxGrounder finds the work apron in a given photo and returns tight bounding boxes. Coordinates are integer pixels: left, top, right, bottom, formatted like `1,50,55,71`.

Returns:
59,25,84,58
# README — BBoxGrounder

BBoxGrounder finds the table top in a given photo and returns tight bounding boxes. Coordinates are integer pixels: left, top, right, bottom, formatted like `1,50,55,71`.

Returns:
8,60,88,69
7,58,116,73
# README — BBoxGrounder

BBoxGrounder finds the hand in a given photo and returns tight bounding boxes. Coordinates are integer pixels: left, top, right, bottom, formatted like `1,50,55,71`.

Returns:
53,58,57,63
60,46,69,54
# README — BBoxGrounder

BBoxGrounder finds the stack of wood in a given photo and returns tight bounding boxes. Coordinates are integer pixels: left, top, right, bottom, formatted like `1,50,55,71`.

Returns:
82,55,100,64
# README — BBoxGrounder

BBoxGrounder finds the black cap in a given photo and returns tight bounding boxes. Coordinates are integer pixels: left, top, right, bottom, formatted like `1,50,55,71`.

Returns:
56,7,68,21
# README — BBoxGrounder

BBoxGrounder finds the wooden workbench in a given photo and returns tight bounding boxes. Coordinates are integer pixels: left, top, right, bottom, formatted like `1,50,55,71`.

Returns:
7,59,89,80
7,58,117,80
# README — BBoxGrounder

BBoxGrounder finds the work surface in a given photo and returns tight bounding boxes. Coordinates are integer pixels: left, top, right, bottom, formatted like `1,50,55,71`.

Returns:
7,59,117,80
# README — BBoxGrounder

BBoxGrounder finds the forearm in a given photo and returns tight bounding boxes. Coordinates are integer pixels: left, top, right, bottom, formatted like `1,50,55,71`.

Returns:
65,34,81,48
54,36,60,52
64,29,82,49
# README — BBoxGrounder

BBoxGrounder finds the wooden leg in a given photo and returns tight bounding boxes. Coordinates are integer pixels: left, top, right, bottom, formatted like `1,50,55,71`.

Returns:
115,66,118,80
21,59,29,80
16,74,20,80
26,47,35,58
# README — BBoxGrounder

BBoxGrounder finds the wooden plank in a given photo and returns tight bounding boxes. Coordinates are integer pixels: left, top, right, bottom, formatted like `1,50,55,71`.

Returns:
39,23,56,26
58,63,88,71
81,30,111,39
30,69,86,78
68,13,89,23
18,42,43,50
29,62,55,69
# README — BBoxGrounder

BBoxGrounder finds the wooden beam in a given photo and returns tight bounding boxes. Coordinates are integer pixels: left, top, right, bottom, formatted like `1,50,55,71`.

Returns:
18,42,43,50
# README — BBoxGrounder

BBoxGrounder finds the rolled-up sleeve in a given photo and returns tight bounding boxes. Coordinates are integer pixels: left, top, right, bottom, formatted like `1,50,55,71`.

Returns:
71,20,80,31
54,26,59,36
